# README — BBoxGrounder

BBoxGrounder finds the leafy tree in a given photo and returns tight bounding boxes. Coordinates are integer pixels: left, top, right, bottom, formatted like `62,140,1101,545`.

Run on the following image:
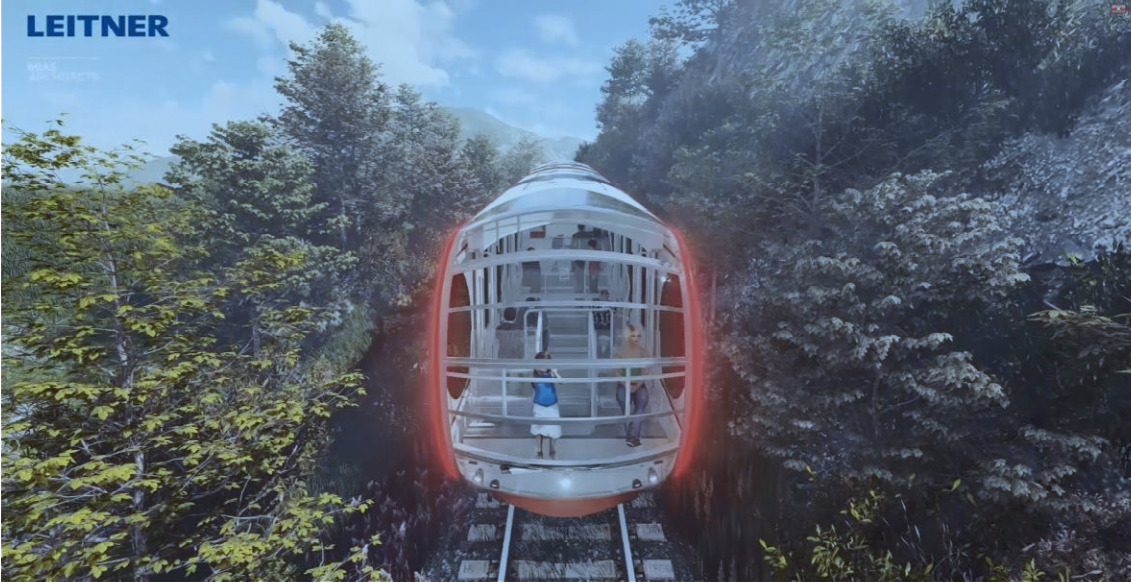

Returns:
585,38,682,189
648,0,732,46
868,0,1129,183
1,125,370,581
497,136,546,188
163,120,356,356
665,0,900,246
1012,247,1131,502
273,23,394,251
729,171,1028,487
370,85,484,307
165,120,326,253
462,133,504,197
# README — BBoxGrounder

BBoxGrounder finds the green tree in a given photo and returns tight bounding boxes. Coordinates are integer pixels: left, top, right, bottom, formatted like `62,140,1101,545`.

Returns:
1,125,370,581
585,38,681,189
648,0,731,46
371,85,484,307
273,23,394,252
729,171,1028,487
164,120,355,356
462,133,504,197
497,136,546,188
165,120,326,253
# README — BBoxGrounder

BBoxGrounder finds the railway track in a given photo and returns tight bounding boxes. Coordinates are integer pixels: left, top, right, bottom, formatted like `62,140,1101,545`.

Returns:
443,491,693,582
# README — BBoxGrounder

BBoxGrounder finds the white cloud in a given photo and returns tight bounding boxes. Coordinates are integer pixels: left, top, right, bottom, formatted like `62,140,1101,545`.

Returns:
342,0,473,86
254,0,318,46
494,49,600,83
534,15,579,47
225,16,273,49
225,0,473,88
13,0,476,159
223,0,316,49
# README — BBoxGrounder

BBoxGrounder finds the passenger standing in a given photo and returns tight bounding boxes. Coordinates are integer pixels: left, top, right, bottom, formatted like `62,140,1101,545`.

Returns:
522,247,541,293
570,225,593,293
530,351,561,458
615,323,649,447
593,289,612,358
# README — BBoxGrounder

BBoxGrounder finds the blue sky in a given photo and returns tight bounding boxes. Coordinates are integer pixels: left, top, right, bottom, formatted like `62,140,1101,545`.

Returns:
3,0,668,156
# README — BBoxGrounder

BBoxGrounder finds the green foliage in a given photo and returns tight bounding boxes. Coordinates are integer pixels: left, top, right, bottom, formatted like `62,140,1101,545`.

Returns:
272,25,490,313
358,84,486,310
869,0,1129,180
588,0,1128,272
759,487,936,582
596,1,1131,580
1,125,370,581
166,120,326,249
729,170,1027,483
273,23,394,252
648,0,731,45
583,37,682,188
497,135,547,188
462,133,504,197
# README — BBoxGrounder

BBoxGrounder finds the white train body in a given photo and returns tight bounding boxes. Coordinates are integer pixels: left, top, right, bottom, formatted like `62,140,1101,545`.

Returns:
426,162,704,516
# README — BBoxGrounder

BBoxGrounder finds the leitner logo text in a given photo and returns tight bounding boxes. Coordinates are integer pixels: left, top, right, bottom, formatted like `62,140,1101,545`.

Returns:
27,15,170,37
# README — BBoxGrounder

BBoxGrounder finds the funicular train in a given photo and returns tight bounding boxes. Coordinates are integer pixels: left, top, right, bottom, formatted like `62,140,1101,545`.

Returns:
426,162,704,517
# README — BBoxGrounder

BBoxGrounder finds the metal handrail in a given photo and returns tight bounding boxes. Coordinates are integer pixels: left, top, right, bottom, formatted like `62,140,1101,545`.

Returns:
588,308,597,417
449,408,681,425
443,356,687,368
448,300,683,314
451,249,678,276
443,370,686,384
452,441,679,469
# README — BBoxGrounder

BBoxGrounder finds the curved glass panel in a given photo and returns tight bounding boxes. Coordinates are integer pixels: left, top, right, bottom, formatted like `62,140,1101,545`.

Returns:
474,188,656,224
659,275,686,399
447,274,471,399
518,171,612,186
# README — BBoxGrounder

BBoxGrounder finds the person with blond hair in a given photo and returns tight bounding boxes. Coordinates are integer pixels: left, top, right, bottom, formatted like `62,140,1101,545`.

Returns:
615,323,649,447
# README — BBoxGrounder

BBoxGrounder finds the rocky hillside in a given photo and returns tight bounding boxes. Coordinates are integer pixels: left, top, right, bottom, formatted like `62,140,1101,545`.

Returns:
986,77,1131,266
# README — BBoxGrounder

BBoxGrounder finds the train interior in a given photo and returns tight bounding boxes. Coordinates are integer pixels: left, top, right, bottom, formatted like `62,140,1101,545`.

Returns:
446,214,689,478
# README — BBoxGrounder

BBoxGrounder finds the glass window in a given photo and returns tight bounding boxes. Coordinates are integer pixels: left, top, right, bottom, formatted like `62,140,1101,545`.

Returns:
447,274,471,399
659,275,685,399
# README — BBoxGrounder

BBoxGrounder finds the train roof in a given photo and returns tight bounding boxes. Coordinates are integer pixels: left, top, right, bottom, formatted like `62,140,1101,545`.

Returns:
472,163,658,225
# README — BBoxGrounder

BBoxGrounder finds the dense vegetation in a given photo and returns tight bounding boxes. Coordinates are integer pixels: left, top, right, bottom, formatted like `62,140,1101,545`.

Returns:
1,24,543,581
4,1,1129,580
580,0,1130,579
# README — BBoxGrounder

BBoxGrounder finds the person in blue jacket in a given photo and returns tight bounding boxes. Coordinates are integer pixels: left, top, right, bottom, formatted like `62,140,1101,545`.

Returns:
530,351,561,459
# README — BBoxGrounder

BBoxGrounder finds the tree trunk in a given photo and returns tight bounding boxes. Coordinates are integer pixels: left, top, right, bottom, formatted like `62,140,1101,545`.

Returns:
132,449,149,582
102,238,148,580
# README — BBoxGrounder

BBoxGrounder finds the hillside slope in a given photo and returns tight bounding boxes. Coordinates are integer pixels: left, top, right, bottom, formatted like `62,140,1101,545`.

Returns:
986,77,1131,265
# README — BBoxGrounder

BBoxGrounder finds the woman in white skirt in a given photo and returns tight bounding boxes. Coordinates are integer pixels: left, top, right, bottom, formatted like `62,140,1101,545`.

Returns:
530,351,562,459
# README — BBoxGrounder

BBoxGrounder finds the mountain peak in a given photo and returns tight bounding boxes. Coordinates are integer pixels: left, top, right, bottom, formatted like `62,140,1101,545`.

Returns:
441,106,584,162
